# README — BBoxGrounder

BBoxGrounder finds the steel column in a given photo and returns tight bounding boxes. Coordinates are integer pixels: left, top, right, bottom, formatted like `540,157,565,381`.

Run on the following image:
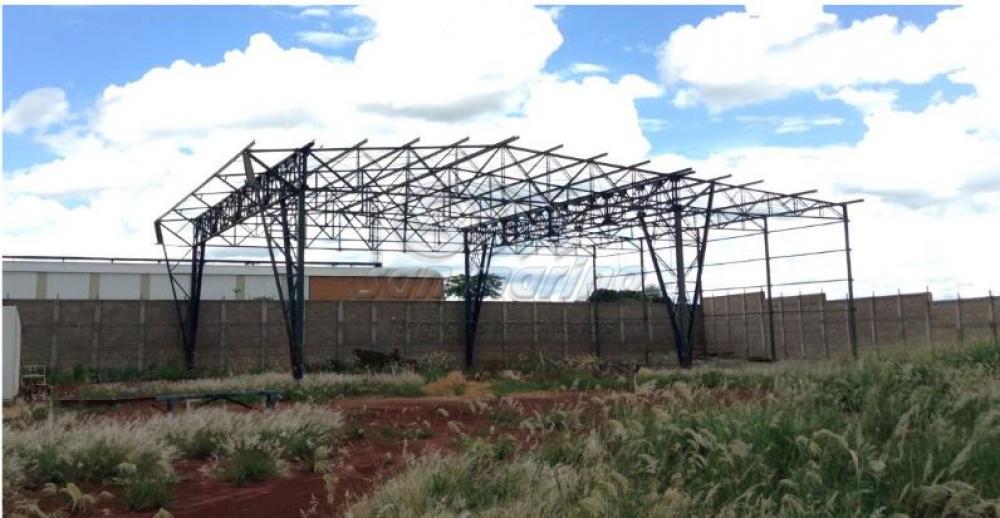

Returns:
291,178,307,380
687,184,714,346
182,240,207,370
462,230,495,369
672,204,689,366
639,214,686,367
763,217,777,360
463,230,473,368
639,239,649,363
842,203,859,358
261,149,309,380
592,245,601,357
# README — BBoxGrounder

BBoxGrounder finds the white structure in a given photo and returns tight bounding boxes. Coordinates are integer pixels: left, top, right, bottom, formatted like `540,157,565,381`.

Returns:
2,257,441,301
3,306,22,401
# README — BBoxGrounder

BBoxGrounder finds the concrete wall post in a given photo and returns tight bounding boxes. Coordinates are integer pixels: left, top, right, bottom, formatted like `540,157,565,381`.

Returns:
336,301,344,361
502,303,509,367
531,302,539,356
618,302,626,358
259,300,267,369
896,290,906,345
990,290,998,346
437,300,445,350
756,293,766,358
138,300,147,371
956,292,964,345
218,301,226,370
819,292,829,358
924,288,933,347
561,305,569,358
797,293,805,359
370,302,377,348
871,293,879,354
91,301,101,372
404,302,411,356
779,296,787,359
50,299,60,368
741,293,750,357
724,293,731,354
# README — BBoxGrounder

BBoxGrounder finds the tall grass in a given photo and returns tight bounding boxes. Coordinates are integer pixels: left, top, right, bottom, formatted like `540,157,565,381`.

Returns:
3,405,344,509
347,341,1000,517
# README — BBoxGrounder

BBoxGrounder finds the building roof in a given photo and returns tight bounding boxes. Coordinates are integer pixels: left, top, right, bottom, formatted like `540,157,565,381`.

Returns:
2,257,442,278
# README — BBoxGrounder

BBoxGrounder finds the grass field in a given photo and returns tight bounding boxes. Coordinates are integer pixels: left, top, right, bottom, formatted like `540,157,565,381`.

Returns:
346,343,1000,517
4,342,998,517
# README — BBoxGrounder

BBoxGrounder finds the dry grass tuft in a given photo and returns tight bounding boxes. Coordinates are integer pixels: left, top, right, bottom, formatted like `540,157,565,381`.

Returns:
422,371,489,397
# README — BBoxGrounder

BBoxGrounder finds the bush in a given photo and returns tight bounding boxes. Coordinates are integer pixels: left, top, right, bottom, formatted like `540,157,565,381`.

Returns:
4,405,343,496
168,429,228,459
122,477,172,511
219,440,280,485
117,459,174,511
415,352,459,382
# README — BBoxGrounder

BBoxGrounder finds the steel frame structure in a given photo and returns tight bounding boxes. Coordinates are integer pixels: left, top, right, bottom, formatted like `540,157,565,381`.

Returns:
156,137,861,377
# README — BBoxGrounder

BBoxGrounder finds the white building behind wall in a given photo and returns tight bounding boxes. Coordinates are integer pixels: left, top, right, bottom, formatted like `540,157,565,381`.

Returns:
2,258,443,301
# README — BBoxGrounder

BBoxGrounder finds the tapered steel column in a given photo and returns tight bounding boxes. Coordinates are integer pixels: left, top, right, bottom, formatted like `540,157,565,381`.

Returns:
672,206,689,366
463,230,474,369
763,217,777,361
592,245,601,357
842,203,859,358
290,183,306,380
182,240,207,370
639,239,649,363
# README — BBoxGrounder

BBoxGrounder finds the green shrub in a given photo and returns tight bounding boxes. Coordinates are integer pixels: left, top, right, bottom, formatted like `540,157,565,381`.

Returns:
73,438,130,482
4,405,343,497
122,477,172,511
167,429,228,459
219,443,280,485
22,445,71,487
415,352,459,382
117,460,173,511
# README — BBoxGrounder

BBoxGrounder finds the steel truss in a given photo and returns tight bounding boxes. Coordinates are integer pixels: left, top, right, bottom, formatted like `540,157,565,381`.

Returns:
156,137,861,375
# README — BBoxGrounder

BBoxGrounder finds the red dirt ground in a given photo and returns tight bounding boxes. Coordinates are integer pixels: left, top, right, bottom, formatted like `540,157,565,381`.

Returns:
8,388,765,517
8,391,596,518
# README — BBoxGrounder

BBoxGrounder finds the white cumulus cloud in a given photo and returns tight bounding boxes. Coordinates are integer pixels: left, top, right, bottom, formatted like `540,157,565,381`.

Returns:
651,2,1000,294
3,87,70,134
659,2,999,111
296,30,359,48
3,1,660,259
298,7,330,18
569,63,608,75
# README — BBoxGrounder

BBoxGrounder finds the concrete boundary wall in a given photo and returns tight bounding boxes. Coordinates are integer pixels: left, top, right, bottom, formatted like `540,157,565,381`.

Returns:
7,292,994,372
703,291,999,359
3,299,690,371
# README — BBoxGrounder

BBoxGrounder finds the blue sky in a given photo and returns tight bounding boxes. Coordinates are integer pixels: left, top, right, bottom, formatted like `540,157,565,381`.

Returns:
2,3,998,297
3,4,962,170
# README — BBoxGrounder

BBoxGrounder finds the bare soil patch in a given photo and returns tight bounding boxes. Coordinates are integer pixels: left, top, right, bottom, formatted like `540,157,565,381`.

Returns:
10,388,766,517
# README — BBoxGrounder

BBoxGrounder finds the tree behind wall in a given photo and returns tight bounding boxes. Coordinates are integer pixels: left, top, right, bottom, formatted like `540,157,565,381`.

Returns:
445,273,504,299
588,285,663,302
